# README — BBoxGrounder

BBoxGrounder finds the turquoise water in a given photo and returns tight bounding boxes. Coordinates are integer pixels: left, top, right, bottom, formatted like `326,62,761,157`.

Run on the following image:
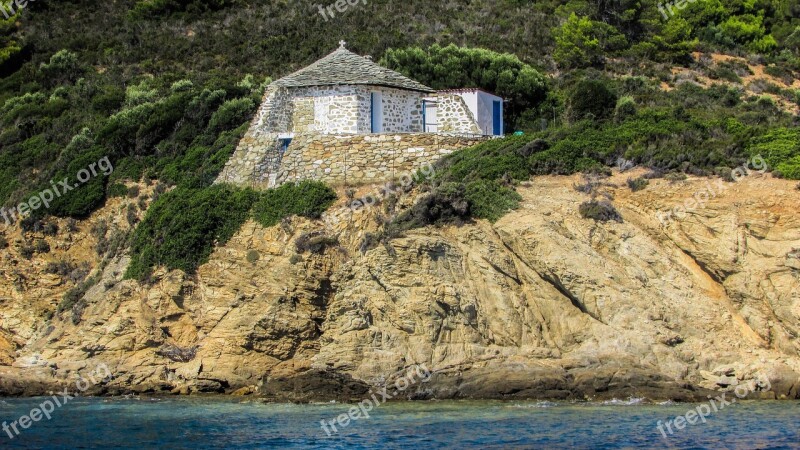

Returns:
0,397,798,449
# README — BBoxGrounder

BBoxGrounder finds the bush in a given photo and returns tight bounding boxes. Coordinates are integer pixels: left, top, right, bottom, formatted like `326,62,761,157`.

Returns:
246,249,259,263
0,234,6,248
34,239,50,253
107,183,127,198
748,128,800,180
579,200,622,222
39,50,82,86
464,180,522,223
626,177,649,192
294,231,339,254
42,222,58,236
252,181,337,228
126,203,139,226
127,185,140,198
568,79,618,122
207,98,256,134
665,172,688,182
389,182,472,232
45,260,76,276
18,244,34,259
615,96,637,122
125,184,257,280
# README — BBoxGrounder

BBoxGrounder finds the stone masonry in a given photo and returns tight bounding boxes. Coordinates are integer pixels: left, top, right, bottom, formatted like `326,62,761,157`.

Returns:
275,133,487,186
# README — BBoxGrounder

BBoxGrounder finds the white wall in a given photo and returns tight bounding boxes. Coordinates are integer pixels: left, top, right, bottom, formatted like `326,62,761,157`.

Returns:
449,90,503,136
475,91,503,136
356,86,425,133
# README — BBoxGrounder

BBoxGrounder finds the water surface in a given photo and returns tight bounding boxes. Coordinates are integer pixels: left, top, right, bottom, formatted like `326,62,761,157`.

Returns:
0,397,798,449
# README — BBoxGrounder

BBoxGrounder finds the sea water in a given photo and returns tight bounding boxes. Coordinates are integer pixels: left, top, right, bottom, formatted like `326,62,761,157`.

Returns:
0,397,798,449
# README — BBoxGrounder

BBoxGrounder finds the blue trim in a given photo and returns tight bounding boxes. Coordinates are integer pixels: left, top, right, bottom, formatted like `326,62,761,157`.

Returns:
492,100,502,136
422,101,427,132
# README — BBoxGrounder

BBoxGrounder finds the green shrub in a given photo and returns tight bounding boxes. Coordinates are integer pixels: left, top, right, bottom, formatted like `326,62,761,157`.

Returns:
39,50,82,87
615,96,637,122
34,239,50,253
390,182,471,231
748,128,800,179
107,183,127,198
436,134,532,183
579,200,622,222
246,249,260,263
665,172,688,182
294,231,339,254
18,244,34,259
125,184,257,280
207,98,256,134
252,181,337,228
568,79,617,122
708,65,742,83
626,177,649,192
464,180,522,222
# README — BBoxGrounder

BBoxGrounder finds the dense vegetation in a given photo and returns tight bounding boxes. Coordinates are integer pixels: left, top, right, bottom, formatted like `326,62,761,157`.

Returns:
125,181,336,280
252,181,337,228
381,45,548,130
0,0,798,270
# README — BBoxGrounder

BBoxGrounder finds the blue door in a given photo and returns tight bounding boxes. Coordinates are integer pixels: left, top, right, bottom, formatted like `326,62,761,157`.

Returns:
492,100,502,135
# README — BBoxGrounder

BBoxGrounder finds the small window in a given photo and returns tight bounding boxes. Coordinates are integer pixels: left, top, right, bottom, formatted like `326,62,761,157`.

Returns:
279,138,292,154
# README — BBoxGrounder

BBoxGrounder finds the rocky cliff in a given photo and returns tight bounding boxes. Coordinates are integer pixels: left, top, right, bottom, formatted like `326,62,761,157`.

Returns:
1,170,799,401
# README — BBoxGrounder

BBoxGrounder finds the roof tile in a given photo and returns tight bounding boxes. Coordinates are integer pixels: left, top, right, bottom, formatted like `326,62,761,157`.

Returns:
272,46,435,93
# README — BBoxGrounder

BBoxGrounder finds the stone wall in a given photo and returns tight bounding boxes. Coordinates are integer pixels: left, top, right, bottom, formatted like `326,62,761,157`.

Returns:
354,86,425,133
436,94,482,134
216,132,283,186
275,133,488,185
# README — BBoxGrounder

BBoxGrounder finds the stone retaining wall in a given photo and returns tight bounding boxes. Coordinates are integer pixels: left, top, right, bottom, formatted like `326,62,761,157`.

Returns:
275,133,488,185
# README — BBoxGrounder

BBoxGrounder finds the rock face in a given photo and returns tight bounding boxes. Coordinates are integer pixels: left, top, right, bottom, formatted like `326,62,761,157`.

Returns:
1,171,799,401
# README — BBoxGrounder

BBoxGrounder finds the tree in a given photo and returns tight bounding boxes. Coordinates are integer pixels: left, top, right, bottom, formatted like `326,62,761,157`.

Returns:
381,44,548,131
568,79,618,122
553,13,627,69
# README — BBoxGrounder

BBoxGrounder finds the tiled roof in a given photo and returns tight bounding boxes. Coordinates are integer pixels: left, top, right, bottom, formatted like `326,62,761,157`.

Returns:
272,44,435,93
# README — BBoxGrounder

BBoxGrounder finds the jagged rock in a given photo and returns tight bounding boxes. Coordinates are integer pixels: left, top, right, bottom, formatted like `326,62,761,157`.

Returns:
0,172,799,400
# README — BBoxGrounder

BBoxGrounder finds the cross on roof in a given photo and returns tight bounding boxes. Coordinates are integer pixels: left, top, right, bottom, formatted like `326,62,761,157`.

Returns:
339,40,347,49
